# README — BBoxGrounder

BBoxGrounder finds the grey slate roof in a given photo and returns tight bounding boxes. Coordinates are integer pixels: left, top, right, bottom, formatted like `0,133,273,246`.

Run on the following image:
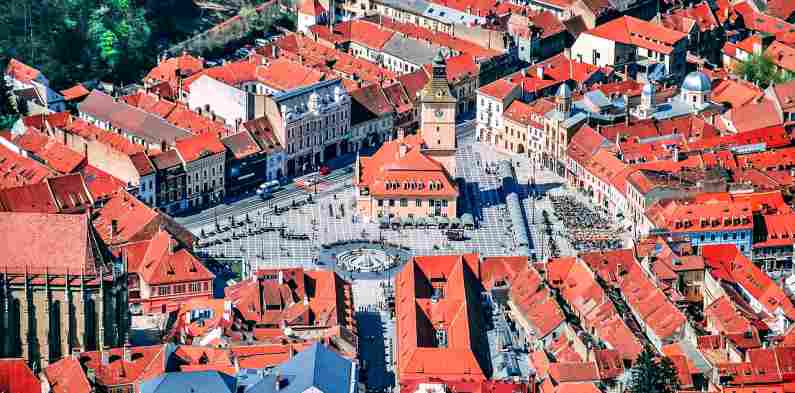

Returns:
79,90,191,145
243,343,355,393
382,35,451,67
140,371,237,393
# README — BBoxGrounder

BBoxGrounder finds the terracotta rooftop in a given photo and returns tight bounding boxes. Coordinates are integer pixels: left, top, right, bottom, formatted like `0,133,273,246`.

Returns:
42,357,92,393
123,229,214,286
585,16,687,54
60,83,91,101
357,135,458,198
5,58,41,84
175,132,226,163
478,79,518,100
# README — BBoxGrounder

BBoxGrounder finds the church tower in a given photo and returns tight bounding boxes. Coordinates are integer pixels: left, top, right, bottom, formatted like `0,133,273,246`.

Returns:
419,51,458,177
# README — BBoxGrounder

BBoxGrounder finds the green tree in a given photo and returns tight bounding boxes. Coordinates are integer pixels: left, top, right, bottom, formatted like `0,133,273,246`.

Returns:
736,53,792,88
0,74,19,129
628,347,680,393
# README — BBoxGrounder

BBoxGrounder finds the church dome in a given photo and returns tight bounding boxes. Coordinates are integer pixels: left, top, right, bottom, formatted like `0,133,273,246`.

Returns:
682,71,711,93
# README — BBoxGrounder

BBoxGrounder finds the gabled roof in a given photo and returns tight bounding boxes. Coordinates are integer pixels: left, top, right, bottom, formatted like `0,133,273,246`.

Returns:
267,343,354,393
79,90,192,145
42,357,92,393
221,131,262,159
175,132,226,163
478,79,518,100
357,135,458,198
145,53,204,83
80,345,169,387
141,371,236,393
5,58,41,84
584,16,687,54
60,83,91,101
125,230,214,285
0,212,99,274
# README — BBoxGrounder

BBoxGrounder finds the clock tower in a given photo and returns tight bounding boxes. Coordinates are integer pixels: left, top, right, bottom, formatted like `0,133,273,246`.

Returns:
419,50,457,176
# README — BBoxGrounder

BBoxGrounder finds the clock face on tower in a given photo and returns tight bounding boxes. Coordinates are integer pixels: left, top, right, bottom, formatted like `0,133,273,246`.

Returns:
435,109,445,118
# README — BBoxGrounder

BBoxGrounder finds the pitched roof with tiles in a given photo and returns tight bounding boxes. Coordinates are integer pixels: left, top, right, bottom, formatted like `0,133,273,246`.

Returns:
509,264,566,338
0,211,103,275
60,83,91,101
0,358,40,393
92,189,159,246
55,115,146,156
584,16,687,54
298,0,326,16
504,100,544,128
79,345,168,387
394,254,488,382
765,41,795,73
42,357,92,393
536,53,613,84
79,90,192,145
0,141,53,187
478,79,519,100
13,129,86,174
221,130,262,159
175,132,226,163
368,16,501,58
734,2,795,36
702,244,795,321
124,230,214,285
5,58,41,84
710,78,764,108
145,53,204,83
357,135,458,198
619,258,687,341
80,164,127,201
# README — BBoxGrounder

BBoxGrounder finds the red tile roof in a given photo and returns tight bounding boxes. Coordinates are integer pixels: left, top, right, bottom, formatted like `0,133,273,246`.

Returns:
504,100,544,128
768,0,795,20
0,143,53,189
80,164,127,201
0,211,100,275
766,41,795,73
13,129,86,174
547,257,642,361
357,135,458,198
585,16,687,54
510,264,566,338
175,132,226,163
710,78,764,108
703,245,795,320
0,358,40,393
42,357,92,393
79,345,167,387
124,230,214,285
549,362,600,383
478,79,518,100
184,58,326,93
619,258,687,342
5,58,41,84
60,83,91,101
394,254,488,383
92,189,159,246
705,295,757,335
536,53,613,84
145,53,204,84
734,2,795,36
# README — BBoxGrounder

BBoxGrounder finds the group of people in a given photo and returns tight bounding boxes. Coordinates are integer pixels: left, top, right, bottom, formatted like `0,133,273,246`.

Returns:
550,195,622,251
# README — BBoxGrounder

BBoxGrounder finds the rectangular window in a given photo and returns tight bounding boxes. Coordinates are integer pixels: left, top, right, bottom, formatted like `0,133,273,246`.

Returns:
400,198,408,207
377,199,383,207
389,199,395,207
416,199,422,207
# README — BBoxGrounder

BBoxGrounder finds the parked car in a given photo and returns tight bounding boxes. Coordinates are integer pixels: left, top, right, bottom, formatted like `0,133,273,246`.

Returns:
319,166,331,176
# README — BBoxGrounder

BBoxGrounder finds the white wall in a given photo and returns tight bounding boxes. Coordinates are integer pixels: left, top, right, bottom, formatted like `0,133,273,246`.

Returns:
188,75,249,127
571,33,617,68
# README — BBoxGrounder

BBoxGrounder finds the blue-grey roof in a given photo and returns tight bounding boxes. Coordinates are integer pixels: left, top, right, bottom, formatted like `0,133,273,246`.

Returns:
583,90,611,110
682,71,711,92
374,0,483,25
140,371,237,393
244,343,355,393
272,79,344,104
382,35,449,67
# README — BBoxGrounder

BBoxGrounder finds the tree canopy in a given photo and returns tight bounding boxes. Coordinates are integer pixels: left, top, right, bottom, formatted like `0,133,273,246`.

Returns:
0,75,19,130
735,53,792,88
628,347,681,393
0,0,201,90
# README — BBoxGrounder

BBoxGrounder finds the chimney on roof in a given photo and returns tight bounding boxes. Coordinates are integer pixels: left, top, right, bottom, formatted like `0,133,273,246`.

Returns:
110,219,118,243
398,143,408,158
123,342,131,363
101,348,109,365
537,65,544,80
